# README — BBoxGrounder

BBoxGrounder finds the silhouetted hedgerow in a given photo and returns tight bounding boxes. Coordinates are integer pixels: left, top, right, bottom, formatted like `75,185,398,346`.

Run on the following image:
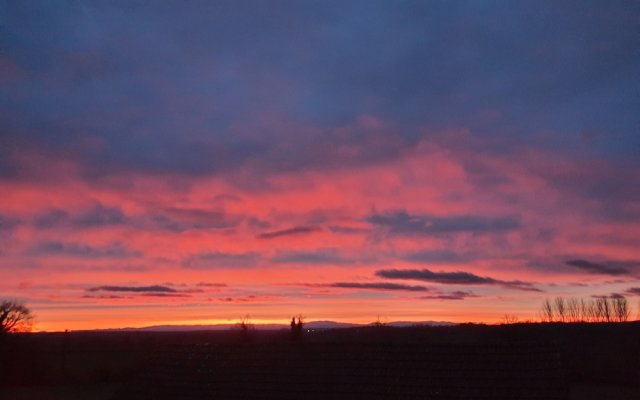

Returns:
540,295,631,322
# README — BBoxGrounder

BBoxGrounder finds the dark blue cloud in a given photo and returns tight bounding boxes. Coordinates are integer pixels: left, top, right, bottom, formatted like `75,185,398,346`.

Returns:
74,204,127,227
311,282,479,298
140,292,190,298
271,248,356,266
32,204,242,232
182,251,261,268
376,268,541,292
420,291,477,301
33,209,71,229
328,225,370,235
257,226,321,239
145,214,240,232
0,1,636,181
0,214,20,231
367,210,520,235
27,241,141,259
565,259,634,276
196,282,227,288
624,287,640,296
87,285,176,293
34,204,126,229
0,147,20,179
326,282,429,292
401,249,479,264
148,207,242,232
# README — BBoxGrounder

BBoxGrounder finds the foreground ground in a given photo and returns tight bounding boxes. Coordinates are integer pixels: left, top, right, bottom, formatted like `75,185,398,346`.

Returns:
0,322,638,399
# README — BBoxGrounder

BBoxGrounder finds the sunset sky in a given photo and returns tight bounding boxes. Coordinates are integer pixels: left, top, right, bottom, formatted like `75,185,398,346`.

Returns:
1,1,639,331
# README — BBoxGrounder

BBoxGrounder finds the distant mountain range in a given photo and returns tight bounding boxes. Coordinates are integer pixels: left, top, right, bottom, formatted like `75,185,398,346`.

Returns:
98,320,456,332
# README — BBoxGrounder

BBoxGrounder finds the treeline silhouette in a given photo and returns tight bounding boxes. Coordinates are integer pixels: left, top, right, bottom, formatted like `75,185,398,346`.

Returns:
540,295,631,323
232,314,305,343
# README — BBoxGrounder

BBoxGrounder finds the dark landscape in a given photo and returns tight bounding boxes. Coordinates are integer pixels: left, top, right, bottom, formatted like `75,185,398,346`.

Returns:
1,322,638,399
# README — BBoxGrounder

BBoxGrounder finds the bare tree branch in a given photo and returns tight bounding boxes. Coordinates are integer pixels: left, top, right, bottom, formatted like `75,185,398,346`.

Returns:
0,300,33,333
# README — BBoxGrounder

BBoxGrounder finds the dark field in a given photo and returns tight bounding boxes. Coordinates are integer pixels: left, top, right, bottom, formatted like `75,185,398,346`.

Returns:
1,322,638,399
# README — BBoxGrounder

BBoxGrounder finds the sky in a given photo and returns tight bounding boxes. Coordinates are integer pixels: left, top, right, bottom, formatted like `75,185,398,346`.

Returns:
1,0,639,331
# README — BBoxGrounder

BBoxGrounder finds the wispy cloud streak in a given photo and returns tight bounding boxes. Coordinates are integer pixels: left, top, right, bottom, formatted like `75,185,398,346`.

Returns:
376,269,541,292
367,210,520,235
327,282,429,292
257,226,321,239
565,259,632,276
87,285,176,293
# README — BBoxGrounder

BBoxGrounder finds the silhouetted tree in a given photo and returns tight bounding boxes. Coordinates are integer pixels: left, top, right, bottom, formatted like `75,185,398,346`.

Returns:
595,297,612,322
579,299,590,322
541,299,554,322
290,314,304,341
554,297,566,322
0,300,33,334
566,297,580,322
373,315,388,327
540,296,633,323
235,314,254,342
593,297,604,321
603,297,612,322
587,298,600,322
612,296,630,322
